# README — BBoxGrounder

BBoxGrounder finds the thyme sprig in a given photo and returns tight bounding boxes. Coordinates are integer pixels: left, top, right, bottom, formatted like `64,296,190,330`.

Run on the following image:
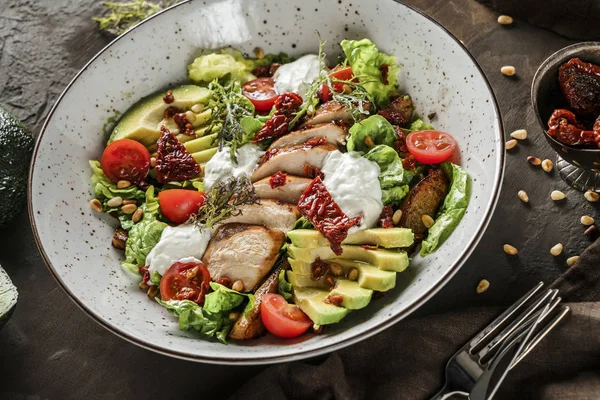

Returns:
93,1,173,36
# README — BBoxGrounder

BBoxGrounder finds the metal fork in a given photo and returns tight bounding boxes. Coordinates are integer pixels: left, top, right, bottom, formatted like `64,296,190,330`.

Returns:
430,282,570,400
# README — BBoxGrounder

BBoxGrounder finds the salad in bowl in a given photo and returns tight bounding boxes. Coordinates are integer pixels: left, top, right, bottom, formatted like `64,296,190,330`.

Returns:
88,36,469,344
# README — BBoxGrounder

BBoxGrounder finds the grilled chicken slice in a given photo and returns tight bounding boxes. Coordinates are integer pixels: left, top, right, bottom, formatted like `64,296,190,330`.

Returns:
251,143,338,182
253,175,312,204
399,169,449,236
222,199,300,233
268,123,347,150
229,260,283,340
202,224,285,292
301,101,358,127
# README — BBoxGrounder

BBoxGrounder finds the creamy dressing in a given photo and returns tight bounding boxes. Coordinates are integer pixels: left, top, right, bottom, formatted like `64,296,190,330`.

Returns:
145,224,213,280
273,54,320,99
203,144,265,191
321,151,383,232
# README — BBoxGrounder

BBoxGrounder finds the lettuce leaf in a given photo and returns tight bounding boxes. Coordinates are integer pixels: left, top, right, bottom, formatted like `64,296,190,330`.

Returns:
89,160,145,204
224,48,293,70
346,115,397,153
408,118,434,131
293,216,314,230
278,270,293,301
157,282,254,343
420,162,470,256
340,39,400,108
364,145,414,205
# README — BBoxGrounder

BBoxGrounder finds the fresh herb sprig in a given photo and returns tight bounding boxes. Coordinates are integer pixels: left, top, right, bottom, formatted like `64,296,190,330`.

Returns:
93,1,173,36
190,176,258,229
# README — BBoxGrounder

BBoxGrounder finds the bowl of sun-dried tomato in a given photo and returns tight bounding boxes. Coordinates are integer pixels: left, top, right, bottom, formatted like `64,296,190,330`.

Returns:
532,42,600,192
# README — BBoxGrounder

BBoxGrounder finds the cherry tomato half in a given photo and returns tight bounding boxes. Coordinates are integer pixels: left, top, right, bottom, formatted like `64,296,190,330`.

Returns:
406,130,457,164
158,189,207,224
101,139,151,183
160,261,211,305
319,66,354,103
242,77,278,112
260,293,312,338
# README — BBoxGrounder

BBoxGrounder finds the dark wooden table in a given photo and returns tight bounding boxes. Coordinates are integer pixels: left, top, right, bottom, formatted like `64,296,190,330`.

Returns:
0,1,597,398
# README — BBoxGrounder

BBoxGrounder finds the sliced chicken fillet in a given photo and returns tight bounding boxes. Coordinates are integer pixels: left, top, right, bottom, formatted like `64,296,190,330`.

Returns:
221,199,300,233
253,175,312,204
268,123,347,150
300,102,355,127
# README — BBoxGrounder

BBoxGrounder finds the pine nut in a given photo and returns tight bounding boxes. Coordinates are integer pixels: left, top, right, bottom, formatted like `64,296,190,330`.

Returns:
185,110,196,123
150,157,157,167
348,268,359,281
147,285,158,298
581,215,595,226
228,312,241,322
503,244,518,255
364,136,375,148
329,263,343,277
253,47,265,59
584,190,599,202
342,84,352,94
527,156,541,166
566,256,580,267
501,66,516,76
191,103,204,114
517,190,529,203
392,209,403,226
121,204,137,214
138,280,149,291
422,214,435,229
232,280,244,292
106,196,123,207
497,15,513,25
510,129,527,140
550,243,563,256
122,199,137,205
117,180,131,189
90,199,103,212
132,208,143,223
477,279,490,294
541,159,553,172
506,139,518,150
551,190,566,201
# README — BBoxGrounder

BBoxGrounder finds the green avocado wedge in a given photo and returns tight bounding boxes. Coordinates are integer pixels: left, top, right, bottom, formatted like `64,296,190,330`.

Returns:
292,287,349,325
287,228,414,249
0,265,18,329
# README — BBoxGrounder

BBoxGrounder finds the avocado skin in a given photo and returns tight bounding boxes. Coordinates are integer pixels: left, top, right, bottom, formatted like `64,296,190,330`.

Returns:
0,107,33,225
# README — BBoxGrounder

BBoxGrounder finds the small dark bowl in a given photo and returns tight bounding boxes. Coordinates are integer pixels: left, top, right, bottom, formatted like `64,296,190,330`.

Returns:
531,42,600,171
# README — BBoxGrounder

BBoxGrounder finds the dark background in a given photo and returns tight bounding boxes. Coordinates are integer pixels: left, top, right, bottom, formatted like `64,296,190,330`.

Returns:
1,0,598,398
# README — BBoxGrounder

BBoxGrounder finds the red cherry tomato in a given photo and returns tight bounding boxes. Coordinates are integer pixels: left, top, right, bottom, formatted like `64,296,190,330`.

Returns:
406,130,457,164
242,77,278,112
319,66,354,103
160,261,211,305
101,139,151,183
260,293,312,338
158,189,207,224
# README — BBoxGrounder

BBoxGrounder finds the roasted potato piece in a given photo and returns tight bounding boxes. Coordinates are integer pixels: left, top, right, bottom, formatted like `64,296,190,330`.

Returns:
399,169,449,235
111,228,128,250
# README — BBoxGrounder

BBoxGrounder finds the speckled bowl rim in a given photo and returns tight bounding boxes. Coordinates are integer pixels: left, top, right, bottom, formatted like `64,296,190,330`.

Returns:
28,0,505,365
531,41,600,154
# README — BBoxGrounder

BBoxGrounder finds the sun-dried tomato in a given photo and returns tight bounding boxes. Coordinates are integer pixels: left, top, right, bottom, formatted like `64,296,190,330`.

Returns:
402,154,417,170
298,177,363,255
394,126,408,153
253,92,303,143
378,206,394,228
558,58,600,117
215,277,232,288
164,106,181,119
173,112,195,136
311,259,330,280
269,171,288,189
163,90,174,104
547,109,596,147
138,265,150,284
251,63,282,78
303,164,325,179
380,63,389,85
324,294,344,306
155,126,201,182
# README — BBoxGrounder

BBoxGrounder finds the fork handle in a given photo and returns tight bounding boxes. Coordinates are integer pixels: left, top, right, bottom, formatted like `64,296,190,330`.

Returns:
430,387,469,400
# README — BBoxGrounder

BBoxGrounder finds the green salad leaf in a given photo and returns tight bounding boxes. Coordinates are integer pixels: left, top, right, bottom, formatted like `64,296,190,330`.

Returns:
340,38,400,108
89,160,145,204
157,282,254,343
364,145,414,205
150,271,162,286
293,216,314,230
408,118,434,132
224,48,293,70
188,53,255,84
421,162,470,256
278,270,293,301
346,115,397,153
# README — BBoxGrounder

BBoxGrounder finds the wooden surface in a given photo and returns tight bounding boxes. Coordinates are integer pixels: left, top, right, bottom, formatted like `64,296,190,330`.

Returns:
0,1,597,398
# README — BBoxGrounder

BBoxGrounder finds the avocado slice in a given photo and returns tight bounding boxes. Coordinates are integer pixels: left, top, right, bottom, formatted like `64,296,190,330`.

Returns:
287,228,414,249
192,147,218,164
293,287,349,325
287,244,409,272
109,85,212,146
0,266,17,329
184,133,218,154
328,280,372,310
287,270,329,290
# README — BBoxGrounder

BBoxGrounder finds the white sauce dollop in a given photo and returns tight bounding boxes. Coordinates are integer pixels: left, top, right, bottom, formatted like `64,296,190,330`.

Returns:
145,225,213,280
203,144,265,191
321,151,383,232
273,54,320,99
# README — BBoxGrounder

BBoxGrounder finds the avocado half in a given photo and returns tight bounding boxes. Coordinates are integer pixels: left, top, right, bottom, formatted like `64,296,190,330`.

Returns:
0,265,18,329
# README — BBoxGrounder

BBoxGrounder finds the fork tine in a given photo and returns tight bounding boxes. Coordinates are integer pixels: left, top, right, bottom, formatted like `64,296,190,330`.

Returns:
469,281,545,351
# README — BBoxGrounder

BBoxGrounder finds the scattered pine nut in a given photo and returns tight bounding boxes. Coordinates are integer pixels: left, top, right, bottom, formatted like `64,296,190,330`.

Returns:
422,214,435,229
551,190,566,201
541,159,553,173
584,190,599,202
229,312,241,322
185,110,196,123
506,139,518,150
132,208,143,223
122,199,137,205
138,280,149,291
329,263,343,277
510,129,528,140
503,244,518,255
527,156,541,166
497,15,513,25
147,285,158,298
121,204,137,214
501,66,516,76
253,47,265,59
117,180,131,189
581,215,595,226
150,157,157,168
190,103,204,114
550,243,563,256
392,209,403,226
90,199,103,212
106,196,123,208
517,190,529,203
477,279,490,294
566,256,580,267
232,280,244,292
348,268,359,281
364,135,375,148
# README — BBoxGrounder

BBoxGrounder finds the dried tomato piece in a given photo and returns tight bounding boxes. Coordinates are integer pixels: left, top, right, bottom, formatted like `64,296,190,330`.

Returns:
311,259,330,280
380,63,389,85
402,154,417,171
303,164,325,179
594,115,600,148
163,90,174,104
269,171,288,189
254,92,303,143
558,58,600,117
547,109,596,147
394,126,408,153
251,63,282,78
155,126,201,182
324,294,344,306
173,112,195,136
164,106,181,119
378,206,394,228
298,177,363,255
138,265,150,284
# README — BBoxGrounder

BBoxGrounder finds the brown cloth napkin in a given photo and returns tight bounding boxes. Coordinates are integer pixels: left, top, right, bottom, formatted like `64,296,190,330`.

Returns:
229,239,600,400
476,0,600,41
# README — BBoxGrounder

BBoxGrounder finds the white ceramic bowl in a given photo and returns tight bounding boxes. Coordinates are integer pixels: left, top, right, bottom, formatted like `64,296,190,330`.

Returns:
29,0,504,364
